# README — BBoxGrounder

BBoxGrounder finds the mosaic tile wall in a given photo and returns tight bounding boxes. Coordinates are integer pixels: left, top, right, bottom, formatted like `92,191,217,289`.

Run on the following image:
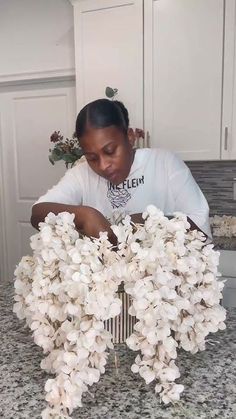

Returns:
186,161,236,216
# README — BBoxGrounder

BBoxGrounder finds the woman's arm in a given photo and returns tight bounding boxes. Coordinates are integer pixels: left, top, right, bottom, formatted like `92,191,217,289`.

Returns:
31,203,117,243
186,216,207,238
168,154,211,239
31,202,86,230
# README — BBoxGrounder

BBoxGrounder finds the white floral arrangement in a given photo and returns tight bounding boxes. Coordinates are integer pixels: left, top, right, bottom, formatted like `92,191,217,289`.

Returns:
13,206,226,419
210,215,236,237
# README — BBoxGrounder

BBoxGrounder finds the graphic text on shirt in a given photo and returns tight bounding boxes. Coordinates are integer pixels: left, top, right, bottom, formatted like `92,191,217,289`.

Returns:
107,175,144,208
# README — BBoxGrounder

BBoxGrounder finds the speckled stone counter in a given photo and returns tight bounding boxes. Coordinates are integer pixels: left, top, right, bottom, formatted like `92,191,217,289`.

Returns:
0,281,236,419
213,236,236,251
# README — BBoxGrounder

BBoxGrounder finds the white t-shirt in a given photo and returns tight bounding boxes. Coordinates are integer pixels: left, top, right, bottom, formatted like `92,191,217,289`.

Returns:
35,148,211,237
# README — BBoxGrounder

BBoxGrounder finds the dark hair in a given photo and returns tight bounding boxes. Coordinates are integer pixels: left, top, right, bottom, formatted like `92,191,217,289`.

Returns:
75,98,129,138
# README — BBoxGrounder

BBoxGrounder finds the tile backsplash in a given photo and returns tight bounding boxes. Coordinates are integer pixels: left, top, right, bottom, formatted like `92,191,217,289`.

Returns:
186,161,236,216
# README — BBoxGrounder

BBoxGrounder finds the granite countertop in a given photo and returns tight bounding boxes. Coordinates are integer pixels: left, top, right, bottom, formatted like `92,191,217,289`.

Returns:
211,214,236,250
213,236,236,251
1,282,236,419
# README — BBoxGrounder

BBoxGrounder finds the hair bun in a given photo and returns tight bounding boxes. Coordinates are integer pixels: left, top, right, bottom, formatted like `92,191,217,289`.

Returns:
113,100,129,129
76,98,130,138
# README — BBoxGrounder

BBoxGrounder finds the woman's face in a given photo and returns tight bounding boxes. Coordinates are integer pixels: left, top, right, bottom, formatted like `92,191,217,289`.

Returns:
79,125,135,185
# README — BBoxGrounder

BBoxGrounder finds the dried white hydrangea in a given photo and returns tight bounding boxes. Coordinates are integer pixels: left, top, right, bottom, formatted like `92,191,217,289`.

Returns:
210,214,236,237
115,206,226,404
13,206,226,418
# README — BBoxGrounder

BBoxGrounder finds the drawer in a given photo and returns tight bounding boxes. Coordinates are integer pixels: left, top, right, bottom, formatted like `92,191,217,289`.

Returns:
222,276,236,307
219,250,236,277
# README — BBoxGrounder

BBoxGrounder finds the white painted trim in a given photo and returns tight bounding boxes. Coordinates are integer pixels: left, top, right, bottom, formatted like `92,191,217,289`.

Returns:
221,0,236,159
70,0,135,10
0,68,75,87
0,105,8,282
143,0,154,145
230,1,236,159
73,1,82,114
70,0,89,4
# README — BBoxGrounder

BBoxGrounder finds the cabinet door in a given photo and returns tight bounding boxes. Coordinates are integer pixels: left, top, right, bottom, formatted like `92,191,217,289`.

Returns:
0,84,76,280
221,0,236,160
72,0,143,128
144,0,224,160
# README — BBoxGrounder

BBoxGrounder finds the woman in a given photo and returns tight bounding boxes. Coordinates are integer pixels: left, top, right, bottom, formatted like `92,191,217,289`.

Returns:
31,99,211,241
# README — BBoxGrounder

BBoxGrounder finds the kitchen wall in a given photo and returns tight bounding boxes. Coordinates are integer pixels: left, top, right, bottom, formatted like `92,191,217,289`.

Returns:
0,0,74,79
186,161,236,216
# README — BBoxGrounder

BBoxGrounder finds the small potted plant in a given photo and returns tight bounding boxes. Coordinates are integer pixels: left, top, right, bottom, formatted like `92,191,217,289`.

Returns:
48,131,83,169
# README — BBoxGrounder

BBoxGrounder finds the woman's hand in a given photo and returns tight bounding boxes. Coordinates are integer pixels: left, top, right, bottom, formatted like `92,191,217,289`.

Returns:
76,206,117,244
31,203,117,245
130,213,144,224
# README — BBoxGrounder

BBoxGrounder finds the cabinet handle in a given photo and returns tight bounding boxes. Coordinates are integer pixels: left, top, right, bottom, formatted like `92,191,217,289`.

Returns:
224,127,228,150
146,131,150,148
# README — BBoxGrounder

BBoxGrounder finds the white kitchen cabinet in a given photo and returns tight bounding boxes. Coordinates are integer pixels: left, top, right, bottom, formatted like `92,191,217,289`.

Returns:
219,0,236,160
219,250,236,307
71,0,236,160
71,0,143,129
144,0,236,160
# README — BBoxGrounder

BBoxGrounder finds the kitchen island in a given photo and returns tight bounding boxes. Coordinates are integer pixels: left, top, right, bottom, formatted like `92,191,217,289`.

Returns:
0,281,235,419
